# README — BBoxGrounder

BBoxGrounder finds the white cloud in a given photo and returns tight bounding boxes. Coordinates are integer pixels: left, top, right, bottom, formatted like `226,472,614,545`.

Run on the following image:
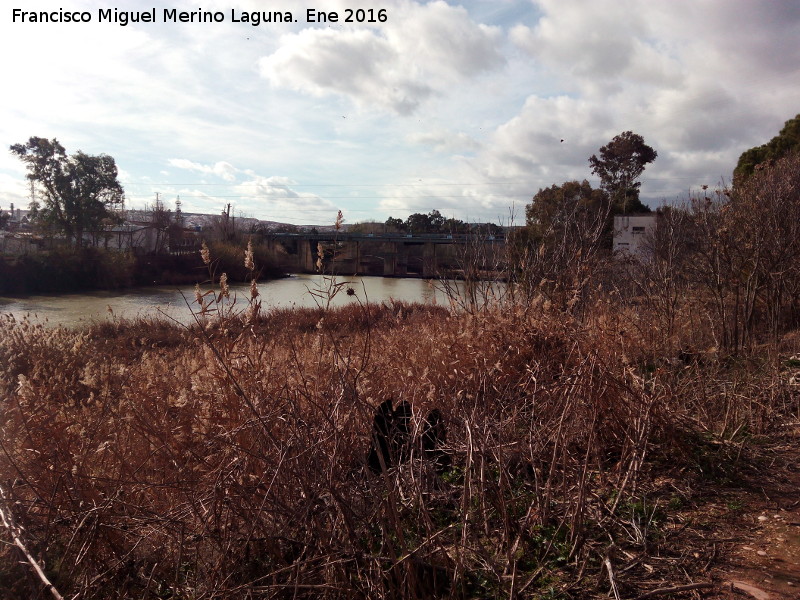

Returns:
407,129,481,154
168,159,239,182
258,1,504,115
0,173,30,211
2,0,798,224
232,175,338,222
476,0,800,206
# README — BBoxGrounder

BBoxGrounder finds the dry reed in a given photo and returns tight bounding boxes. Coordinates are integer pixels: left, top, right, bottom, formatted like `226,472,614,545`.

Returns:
1,238,798,599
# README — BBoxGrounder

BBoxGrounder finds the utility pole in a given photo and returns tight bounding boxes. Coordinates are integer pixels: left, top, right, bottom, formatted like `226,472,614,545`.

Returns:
175,196,183,226
224,203,232,240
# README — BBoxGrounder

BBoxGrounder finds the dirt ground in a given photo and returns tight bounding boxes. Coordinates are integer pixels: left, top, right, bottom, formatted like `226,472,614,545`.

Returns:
628,426,800,600
705,429,800,600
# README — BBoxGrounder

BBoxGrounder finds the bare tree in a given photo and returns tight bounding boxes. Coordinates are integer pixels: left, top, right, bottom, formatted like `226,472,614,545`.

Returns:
518,180,614,315
620,205,692,341
730,153,800,340
144,194,173,254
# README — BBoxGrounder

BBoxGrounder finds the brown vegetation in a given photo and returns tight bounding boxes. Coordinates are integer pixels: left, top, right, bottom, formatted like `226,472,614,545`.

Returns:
1,155,800,598
1,281,798,598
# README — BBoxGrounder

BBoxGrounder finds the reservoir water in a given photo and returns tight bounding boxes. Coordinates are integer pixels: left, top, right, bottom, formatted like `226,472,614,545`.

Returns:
0,274,459,328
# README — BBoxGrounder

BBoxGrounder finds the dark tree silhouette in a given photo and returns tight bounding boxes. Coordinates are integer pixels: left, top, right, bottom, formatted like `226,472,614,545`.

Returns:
10,137,124,247
589,131,656,214
734,113,800,183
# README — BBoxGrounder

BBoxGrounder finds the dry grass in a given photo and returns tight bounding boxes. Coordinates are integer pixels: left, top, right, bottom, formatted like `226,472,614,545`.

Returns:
1,275,798,598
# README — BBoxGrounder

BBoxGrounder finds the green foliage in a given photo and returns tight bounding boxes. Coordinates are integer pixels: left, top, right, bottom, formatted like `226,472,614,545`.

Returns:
406,209,446,233
384,216,406,231
734,113,800,182
589,131,656,214
667,495,685,511
9,137,125,247
0,248,135,293
623,498,666,526
726,499,744,512
525,180,609,241
383,210,492,235
0,240,282,294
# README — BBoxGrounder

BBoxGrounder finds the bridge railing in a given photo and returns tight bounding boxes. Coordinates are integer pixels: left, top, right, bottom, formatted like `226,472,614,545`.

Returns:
260,232,505,244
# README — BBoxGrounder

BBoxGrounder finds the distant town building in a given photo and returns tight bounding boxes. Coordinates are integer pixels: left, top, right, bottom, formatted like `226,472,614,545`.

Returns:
0,232,46,255
613,214,658,257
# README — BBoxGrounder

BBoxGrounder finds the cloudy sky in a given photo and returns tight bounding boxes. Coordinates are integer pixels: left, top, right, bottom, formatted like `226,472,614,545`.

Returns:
1,0,798,226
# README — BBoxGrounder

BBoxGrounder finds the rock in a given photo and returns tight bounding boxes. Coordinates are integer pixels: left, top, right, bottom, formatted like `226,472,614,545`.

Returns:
728,580,771,600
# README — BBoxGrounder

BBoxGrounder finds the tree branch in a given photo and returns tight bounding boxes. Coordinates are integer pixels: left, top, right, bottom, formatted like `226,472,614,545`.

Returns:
0,486,65,600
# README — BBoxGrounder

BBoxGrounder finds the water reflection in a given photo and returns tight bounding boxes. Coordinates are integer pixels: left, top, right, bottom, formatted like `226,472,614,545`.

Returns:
0,274,455,328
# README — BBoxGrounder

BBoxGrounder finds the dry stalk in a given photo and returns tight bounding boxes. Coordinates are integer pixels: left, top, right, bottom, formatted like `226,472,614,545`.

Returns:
0,485,65,600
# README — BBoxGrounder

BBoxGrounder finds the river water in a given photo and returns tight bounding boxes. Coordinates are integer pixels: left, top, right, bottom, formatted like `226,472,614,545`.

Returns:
0,274,461,328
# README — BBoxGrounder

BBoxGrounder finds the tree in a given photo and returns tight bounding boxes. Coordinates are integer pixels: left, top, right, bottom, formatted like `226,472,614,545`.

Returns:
404,212,430,233
145,194,173,254
10,137,124,247
404,210,448,233
734,113,800,183
444,217,471,234
728,153,800,343
519,180,614,312
620,204,692,338
589,131,657,214
384,216,406,232
427,209,445,232
525,180,609,242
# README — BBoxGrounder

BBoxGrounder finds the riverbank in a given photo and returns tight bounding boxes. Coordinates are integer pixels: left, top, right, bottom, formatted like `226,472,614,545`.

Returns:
0,241,285,295
1,296,798,598
0,274,460,327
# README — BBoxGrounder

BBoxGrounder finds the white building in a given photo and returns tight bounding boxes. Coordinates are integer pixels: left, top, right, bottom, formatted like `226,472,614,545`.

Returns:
613,214,658,257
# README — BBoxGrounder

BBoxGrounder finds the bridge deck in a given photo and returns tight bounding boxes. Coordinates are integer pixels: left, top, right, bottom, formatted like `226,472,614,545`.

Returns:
261,232,505,244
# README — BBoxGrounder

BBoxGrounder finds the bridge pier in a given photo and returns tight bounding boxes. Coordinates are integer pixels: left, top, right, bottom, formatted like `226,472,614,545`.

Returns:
422,242,436,278
299,240,317,272
383,252,396,276
261,232,506,276
384,243,409,276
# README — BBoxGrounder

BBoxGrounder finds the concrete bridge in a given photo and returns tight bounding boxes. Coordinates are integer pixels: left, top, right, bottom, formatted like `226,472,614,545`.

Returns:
259,232,506,277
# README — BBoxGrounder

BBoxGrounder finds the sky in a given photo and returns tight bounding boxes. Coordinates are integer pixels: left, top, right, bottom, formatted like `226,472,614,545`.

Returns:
1,0,798,226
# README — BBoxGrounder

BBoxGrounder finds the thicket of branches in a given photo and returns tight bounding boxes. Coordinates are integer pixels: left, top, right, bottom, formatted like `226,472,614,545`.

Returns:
620,153,800,353
1,154,799,599
510,153,800,354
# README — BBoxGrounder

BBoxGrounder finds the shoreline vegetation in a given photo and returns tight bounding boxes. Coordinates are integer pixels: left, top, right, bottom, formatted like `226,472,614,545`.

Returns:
0,241,285,295
1,259,798,597
2,135,800,597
